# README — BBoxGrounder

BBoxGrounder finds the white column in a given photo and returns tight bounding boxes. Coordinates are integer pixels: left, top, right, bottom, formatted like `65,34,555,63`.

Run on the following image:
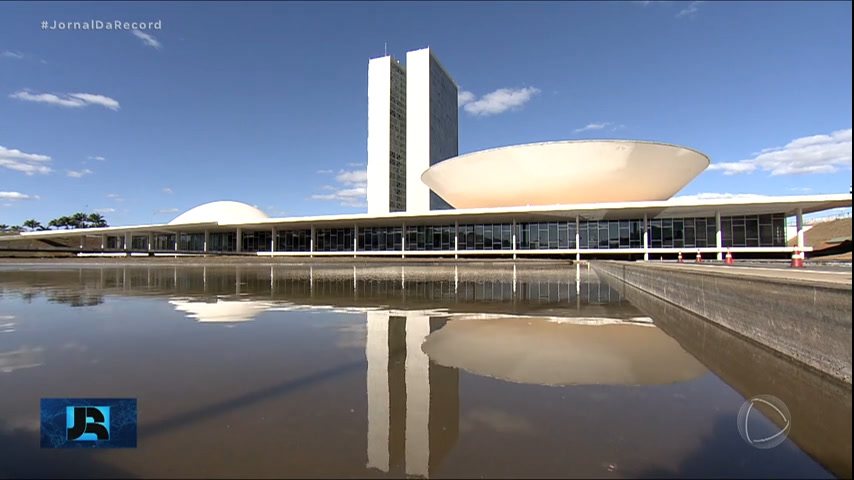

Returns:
401,222,406,259
101,234,106,250
366,311,390,472
271,228,277,253
124,232,131,252
454,221,459,259
203,230,209,253
174,232,179,251
715,211,723,260
235,228,242,253
642,214,649,261
512,218,517,260
310,226,315,257
796,208,805,249
575,216,581,262
148,233,153,252
405,314,431,479
354,224,358,258
79,235,85,249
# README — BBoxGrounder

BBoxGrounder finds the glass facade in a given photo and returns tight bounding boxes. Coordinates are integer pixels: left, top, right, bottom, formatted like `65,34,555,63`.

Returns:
315,227,354,252
720,213,787,248
428,54,458,211
459,224,512,250
277,229,311,252
104,213,789,253
179,233,205,252
131,235,148,250
209,232,236,252
359,226,403,251
579,220,644,249
389,61,407,212
407,225,454,250
516,221,577,250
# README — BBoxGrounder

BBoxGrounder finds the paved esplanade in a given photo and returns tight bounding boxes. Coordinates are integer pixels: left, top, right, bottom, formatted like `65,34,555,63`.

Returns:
637,261,852,286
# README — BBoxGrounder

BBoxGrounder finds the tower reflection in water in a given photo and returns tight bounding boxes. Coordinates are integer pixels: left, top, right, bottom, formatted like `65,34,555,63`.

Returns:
366,311,459,478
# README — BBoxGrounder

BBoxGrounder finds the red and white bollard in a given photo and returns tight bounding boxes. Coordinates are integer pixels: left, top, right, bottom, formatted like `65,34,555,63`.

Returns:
678,251,683,263
791,247,805,268
725,248,734,265
695,249,703,263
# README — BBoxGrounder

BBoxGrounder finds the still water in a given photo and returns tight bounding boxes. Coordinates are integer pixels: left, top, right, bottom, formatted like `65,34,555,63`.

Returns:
0,264,850,479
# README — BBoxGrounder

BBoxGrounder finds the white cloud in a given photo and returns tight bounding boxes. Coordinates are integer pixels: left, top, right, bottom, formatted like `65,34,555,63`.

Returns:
316,169,333,174
93,208,116,213
131,30,162,49
708,128,852,176
676,1,703,18
88,155,107,161
10,90,120,111
0,145,53,175
673,193,772,202
0,145,51,162
334,169,368,186
789,187,813,193
66,169,93,178
106,193,125,202
155,208,179,215
0,191,39,201
1,51,24,59
311,168,368,207
459,87,540,116
458,90,476,107
574,122,611,133
162,187,173,194
347,162,365,168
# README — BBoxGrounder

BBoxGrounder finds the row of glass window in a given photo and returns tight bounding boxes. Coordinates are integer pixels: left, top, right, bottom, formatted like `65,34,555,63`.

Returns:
101,214,788,252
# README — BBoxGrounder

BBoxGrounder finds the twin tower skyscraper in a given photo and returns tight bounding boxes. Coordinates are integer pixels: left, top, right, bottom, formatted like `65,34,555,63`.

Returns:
367,47,459,215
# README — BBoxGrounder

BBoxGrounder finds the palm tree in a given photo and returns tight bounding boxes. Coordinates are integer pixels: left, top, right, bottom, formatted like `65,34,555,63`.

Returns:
71,212,88,229
9,225,23,233
22,219,42,231
0,224,8,232
87,213,108,228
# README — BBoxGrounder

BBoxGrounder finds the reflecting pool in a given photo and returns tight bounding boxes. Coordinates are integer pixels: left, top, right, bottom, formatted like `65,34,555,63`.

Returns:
0,264,849,479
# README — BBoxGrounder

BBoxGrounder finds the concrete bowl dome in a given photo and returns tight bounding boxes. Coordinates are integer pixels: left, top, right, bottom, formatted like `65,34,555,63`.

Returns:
420,140,710,209
168,201,269,225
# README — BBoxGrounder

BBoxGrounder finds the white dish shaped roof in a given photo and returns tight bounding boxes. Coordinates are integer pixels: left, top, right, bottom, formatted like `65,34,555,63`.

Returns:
421,140,711,209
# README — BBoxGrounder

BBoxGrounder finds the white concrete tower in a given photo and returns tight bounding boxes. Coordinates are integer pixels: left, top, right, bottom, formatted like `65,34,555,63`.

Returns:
367,55,407,215
405,47,459,213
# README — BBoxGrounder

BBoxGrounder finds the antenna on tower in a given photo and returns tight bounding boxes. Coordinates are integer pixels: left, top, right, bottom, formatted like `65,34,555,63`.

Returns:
384,42,387,57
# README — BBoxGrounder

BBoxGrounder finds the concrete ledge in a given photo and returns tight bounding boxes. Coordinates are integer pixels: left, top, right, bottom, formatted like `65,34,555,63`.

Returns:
592,261,853,384
598,275,852,478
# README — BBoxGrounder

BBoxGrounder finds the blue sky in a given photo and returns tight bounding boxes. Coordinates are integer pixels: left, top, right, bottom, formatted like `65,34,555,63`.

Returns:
1,1,851,227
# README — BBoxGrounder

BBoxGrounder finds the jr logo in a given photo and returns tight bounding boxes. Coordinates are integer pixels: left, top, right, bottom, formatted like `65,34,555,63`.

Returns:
66,406,110,441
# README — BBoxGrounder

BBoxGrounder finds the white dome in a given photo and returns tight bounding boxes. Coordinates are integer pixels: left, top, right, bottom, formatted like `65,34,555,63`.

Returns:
168,201,269,225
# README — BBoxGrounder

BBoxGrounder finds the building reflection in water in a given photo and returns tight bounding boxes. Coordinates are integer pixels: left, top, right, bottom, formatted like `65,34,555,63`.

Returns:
366,310,459,478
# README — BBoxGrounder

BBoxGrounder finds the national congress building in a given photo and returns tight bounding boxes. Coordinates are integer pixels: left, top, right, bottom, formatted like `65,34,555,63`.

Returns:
4,47,851,260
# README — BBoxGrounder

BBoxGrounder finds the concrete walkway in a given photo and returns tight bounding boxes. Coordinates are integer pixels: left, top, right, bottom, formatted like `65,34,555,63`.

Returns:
634,261,852,286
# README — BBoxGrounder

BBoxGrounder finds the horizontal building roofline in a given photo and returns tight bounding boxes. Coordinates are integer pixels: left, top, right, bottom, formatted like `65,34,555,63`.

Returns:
3,195,849,241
